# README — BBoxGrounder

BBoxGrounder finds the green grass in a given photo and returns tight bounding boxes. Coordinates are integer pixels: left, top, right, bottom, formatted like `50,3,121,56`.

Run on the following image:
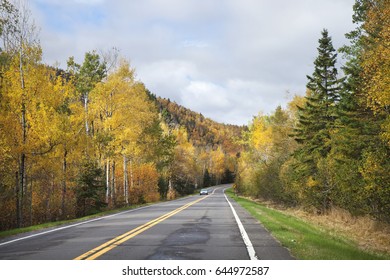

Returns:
226,188,389,260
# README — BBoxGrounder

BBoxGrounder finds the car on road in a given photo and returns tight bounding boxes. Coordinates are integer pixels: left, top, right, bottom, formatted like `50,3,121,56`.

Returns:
199,189,209,195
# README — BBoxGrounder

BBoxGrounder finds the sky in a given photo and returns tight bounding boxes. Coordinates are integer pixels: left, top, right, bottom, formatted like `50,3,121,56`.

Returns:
29,0,356,125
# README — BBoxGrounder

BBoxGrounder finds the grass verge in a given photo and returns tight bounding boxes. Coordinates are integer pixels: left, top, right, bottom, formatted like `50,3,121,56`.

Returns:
226,188,390,260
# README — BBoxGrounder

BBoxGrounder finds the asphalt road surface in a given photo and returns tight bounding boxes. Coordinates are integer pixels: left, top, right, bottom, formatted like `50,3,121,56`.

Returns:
0,185,294,260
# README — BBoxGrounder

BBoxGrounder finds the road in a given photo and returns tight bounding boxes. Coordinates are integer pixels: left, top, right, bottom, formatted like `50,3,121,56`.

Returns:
0,185,293,260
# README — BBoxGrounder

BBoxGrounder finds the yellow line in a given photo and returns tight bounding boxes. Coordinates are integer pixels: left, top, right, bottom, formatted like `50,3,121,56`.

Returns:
74,195,209,260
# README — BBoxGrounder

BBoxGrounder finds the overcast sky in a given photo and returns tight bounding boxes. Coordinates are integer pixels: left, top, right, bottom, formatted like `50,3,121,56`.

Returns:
29,0,356,125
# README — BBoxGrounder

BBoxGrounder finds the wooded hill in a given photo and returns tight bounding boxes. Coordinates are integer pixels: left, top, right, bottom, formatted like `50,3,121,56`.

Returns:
151,95,246,195
154,96,245,153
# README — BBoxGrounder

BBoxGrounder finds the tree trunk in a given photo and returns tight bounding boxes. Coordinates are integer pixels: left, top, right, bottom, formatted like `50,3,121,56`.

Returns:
106,159,110,205
28,165,33,226
15,171,20,228
130,159,134,192
123,155,129,205
17,43,27,228
84,93,89,136
111,160,116,206
61,149,68,219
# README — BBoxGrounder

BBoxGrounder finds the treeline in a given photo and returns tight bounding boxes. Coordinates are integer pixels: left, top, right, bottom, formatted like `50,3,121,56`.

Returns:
156,97,244,151
153,97,244,193
0,1,242,230
236,0,389,222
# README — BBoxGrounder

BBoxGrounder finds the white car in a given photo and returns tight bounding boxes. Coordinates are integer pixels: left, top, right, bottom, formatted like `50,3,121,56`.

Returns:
199,189,209,195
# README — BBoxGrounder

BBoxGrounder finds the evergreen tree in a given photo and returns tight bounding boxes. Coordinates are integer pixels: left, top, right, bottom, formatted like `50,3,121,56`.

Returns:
75,159,106,217
334,0,390,221
293,29,345,211
295,29,344,158
203,168,211,187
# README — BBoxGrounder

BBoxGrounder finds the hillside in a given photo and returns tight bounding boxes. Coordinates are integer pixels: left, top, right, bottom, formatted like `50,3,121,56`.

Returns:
154,96,245,155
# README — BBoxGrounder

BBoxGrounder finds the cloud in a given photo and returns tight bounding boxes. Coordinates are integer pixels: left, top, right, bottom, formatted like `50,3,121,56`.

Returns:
179,78,290,125
137,60,198,101
179,40,210,49
182,81,230,109
33,0,105,6
31,0,356,125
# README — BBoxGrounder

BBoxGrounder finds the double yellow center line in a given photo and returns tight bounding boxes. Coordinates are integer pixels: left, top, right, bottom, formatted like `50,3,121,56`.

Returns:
74,195,209,260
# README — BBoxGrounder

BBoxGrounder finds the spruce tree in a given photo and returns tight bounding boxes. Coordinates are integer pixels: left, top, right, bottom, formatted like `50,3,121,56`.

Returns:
334,0,390,221
293,29,345,211
295,29,345,158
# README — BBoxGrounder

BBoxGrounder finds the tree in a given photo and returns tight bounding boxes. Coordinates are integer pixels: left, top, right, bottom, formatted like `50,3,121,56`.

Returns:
209,147,226,185
203,168,211,187
75,159,105,217
293,29,345,212
336,0,390,221
360,0,389,144
0,0,47,227
67,51,106,137
0,0,17,71
170,127,197,195
235,105,298,204
89,59,162,206
295,29,344,156
1,47,79,227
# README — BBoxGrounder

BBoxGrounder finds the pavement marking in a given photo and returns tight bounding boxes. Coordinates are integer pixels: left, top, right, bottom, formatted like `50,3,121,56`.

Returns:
0,195,206,248
224,191,258,260
211,187,221,194
0,205,156,247
74,195,210,260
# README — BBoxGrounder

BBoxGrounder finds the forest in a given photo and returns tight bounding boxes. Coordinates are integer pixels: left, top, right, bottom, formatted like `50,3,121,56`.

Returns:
0,0,389,231
235,0,389,223
0,0,243,230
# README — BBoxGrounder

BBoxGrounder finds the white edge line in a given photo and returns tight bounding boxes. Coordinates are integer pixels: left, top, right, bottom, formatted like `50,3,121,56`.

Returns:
224,190,258,260
1,188,220,247
0,205,153,247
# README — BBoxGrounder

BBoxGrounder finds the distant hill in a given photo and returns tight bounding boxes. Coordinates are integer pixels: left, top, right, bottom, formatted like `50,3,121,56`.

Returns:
152,95,246,156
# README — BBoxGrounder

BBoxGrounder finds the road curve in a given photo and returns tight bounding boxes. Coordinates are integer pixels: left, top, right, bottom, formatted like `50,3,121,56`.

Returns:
0,185,293,260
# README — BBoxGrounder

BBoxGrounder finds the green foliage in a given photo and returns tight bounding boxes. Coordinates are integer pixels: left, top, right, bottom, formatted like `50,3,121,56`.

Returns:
291,30,345,212
295,30,343,156
0,0,18,40
75,159,106,217
360,146,390,222
221,168,235,184
237,4,390,223
203,169,212,187
67,51,107,97
236,106,298,205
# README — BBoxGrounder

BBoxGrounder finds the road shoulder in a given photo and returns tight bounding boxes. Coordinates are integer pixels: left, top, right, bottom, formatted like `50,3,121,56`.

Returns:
224,192,295,260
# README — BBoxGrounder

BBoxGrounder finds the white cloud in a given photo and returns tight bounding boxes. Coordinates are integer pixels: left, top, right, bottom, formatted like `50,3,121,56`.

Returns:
182,81,230,109
30,0,356,125
179,40,210,49
137,60,199,101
